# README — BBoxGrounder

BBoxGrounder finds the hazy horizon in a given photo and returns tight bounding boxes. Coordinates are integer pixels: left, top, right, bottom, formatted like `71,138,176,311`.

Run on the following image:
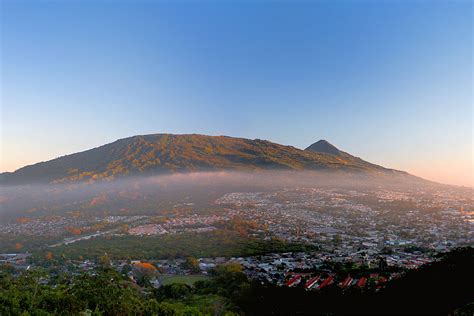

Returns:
1,0,472,187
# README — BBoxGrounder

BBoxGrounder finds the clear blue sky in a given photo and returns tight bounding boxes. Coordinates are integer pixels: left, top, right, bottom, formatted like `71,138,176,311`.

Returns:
1,0,472,186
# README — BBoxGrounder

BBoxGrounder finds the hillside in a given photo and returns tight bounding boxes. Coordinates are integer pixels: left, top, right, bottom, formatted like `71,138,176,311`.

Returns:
1,134,405,185
305,140,395,172
305,139,345,156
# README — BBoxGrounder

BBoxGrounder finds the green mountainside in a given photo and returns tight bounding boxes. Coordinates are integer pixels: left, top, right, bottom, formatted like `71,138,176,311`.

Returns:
1,134,406,184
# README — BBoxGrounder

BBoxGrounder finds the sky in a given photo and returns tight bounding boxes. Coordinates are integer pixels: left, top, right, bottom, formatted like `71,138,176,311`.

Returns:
0,0,472,187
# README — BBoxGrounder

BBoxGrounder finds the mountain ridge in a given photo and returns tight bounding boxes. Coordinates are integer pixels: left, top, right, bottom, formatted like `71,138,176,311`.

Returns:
1,133,412,185
304,139,394,172
305,140,344,156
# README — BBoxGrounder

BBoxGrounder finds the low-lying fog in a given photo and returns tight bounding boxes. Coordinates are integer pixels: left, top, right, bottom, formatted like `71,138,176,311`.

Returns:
0,170,454,222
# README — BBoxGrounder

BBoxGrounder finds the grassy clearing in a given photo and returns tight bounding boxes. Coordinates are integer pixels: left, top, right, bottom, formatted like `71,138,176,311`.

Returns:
160,274,209,285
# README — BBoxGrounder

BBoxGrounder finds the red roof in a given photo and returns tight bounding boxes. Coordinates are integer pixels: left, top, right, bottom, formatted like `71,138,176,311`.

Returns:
286,275,302,287
357,277,367,288
304,276,320,289
317,275,334,290
339,276,353,288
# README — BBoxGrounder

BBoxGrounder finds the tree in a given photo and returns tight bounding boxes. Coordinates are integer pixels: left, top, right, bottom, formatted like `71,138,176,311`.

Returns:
99,253,111,268
132,262,159,286
45,252,54,261
183,257,200,273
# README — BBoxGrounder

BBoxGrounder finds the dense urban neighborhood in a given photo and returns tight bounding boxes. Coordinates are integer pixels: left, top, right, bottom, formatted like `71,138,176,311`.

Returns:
1,185,472,296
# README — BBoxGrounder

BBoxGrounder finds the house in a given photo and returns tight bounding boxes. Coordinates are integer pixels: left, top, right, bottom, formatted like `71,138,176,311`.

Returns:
339,276,353,289
357,277,367,288
286,275,302,287
304,276,320,289
317,275,334,290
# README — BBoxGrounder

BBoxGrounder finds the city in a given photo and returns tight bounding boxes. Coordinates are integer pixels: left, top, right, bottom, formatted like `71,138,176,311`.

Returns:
1,185,472,293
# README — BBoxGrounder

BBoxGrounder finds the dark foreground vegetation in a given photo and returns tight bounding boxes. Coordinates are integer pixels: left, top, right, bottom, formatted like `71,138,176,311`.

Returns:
1,247,473,315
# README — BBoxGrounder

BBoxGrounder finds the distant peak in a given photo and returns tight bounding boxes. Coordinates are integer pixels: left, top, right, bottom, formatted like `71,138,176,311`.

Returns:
305,139,343,156
315,139,333,146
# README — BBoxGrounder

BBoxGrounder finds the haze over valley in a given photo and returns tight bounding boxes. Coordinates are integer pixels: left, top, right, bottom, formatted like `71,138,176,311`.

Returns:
0,134,471,273
1,0,472,314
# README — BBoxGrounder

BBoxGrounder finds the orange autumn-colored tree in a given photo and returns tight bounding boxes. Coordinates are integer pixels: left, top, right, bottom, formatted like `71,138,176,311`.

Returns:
16,217,32,224
65,227,82,235
134,262,157,270
132,261,159,285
